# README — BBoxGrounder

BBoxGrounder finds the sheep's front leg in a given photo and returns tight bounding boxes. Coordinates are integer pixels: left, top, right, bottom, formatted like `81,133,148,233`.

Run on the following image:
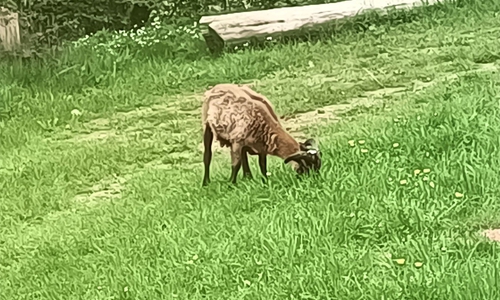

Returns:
241,147,253,179
229,143,243,184
258,154,268,183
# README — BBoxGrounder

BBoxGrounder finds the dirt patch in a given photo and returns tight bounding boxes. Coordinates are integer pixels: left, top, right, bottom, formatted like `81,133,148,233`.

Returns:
86,117,112,129
279,86,408,138
72,130,118,142
481,229,500,242
71,159,202,205
253,73,358,91
54,94,202,144
73,175,130,205
282,97,369,137
109,102,200,121
412,62,498,92
144,158,199,171
365,86,407,97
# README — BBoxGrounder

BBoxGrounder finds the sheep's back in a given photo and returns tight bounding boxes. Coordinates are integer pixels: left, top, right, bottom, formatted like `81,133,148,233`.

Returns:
202,84,280,147
206,94,264,142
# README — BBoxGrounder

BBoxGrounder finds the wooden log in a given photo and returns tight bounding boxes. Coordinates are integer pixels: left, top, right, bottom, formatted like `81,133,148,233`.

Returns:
0,7,21,52
199,0,440,52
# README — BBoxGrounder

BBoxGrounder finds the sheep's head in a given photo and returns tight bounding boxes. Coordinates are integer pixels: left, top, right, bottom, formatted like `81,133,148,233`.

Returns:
284,138,322,175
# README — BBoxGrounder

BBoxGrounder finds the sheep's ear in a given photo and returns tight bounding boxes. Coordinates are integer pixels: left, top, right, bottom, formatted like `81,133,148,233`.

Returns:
300,138,318,151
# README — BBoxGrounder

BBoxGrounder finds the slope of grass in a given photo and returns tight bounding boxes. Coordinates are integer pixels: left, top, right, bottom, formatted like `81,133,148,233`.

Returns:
1,0,500,299
2,71,500,299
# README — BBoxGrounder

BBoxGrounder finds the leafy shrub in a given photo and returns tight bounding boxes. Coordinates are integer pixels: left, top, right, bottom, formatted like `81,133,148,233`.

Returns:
70,10,205,61
1,0,344,52
3,0,149,47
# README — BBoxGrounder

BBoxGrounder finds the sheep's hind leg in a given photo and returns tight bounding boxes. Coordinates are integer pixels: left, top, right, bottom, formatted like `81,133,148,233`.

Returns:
202,125,213,186
229,143,243,184
241,147,253,180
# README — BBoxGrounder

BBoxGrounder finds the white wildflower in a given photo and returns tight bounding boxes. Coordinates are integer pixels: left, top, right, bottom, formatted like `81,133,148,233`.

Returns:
71,109,82,116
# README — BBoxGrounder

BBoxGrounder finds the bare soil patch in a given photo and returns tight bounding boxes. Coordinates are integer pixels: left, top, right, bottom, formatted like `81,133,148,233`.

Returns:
73,175,130,205
57,93,201,144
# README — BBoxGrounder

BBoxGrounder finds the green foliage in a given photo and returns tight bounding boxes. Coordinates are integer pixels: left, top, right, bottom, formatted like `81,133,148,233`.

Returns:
8,0,145,47
70,14,204,61
3,0,343,53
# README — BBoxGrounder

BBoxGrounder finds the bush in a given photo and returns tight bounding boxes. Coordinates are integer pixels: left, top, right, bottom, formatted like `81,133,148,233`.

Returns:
70,10,206,61
3,0,150,47
1,0,343,52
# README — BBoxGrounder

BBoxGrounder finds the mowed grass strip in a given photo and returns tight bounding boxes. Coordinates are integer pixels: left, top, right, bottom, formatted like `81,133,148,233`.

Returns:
1,70,500,299
1,0,500,227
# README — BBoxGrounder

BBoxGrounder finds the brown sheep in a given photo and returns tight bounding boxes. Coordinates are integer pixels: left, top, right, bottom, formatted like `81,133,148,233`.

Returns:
201,83,321,186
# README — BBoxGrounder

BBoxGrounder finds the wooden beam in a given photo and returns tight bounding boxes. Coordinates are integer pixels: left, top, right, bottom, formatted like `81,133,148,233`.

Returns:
0,7,21,52
199,0,441,52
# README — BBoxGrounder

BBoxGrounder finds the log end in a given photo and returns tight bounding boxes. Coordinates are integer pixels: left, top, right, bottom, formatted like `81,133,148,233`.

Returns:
200,23,225,54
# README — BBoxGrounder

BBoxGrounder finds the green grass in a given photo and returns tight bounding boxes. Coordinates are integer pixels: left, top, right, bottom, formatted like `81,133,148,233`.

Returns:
2,0,500,298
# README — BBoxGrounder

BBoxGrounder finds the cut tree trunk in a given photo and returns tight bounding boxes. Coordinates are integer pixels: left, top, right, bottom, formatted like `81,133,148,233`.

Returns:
0,7,21,51
199,0,440,53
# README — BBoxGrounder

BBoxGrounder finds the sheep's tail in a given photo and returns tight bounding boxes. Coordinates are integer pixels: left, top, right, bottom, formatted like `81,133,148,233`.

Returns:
201,100,209,128
201,87,217,128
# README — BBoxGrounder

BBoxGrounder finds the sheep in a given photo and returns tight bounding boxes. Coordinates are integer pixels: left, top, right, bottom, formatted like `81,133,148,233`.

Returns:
201,83,321,186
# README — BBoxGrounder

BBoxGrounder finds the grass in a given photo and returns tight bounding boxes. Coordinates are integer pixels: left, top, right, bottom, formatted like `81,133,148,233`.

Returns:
2,0,500,298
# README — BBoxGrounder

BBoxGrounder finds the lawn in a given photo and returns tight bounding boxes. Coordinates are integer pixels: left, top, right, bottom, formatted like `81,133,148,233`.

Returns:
1,0,500,299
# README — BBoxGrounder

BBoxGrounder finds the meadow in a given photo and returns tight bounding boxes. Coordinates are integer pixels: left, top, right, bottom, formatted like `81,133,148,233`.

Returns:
1,0,500,298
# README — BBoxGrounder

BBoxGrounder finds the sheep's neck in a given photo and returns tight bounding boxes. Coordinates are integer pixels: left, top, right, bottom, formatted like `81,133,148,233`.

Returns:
271,127,301,159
